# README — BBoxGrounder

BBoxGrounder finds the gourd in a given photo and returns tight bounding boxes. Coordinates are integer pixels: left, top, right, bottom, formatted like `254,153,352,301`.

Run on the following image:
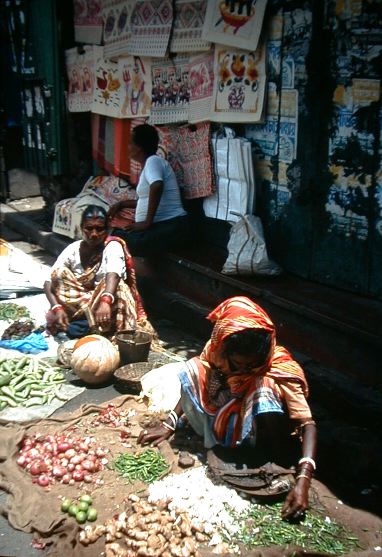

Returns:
71,335,120,384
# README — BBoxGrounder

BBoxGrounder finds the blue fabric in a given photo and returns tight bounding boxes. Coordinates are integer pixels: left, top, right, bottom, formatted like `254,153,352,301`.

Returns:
0,332,48,354
67,320,90,339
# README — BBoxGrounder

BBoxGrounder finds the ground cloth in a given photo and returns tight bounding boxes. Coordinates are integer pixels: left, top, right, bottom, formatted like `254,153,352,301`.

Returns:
0,395,176,556
1,395,381,556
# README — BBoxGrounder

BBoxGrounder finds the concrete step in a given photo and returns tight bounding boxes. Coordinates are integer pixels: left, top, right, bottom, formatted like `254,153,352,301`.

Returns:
138,281,382,434
136,254,382,392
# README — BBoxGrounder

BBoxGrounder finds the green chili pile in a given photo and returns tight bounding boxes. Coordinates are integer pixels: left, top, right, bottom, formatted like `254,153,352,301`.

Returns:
0,356,67,410
221,502,361,555
112,449,169,484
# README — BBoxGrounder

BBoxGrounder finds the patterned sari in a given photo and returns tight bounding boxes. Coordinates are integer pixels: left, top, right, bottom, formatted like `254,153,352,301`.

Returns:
179,296,309,448
49,236,147,333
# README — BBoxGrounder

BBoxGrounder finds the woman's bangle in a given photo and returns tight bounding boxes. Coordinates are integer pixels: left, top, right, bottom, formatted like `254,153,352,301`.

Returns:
296,473,312,481
298,457,316,470
51,304,64,313
168,410,178,429
162,421,175,432
101,291,115,305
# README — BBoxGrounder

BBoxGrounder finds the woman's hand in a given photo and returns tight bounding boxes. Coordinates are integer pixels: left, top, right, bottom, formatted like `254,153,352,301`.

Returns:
281,477,310,520
125,221,150,232
107,202,123,220
93,301,112,328
54,308,69,331
137,424,173,447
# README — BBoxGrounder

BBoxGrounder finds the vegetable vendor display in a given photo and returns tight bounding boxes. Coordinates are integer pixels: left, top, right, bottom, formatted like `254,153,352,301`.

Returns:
112,449,169,484
61,494,98,524
0,356,67,409
16,433,108,487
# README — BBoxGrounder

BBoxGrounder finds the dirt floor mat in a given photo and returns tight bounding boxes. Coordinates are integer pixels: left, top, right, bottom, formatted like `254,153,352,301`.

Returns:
0,396,381,556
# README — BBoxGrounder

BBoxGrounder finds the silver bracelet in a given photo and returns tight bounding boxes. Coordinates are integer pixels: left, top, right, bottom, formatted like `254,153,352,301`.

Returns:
162,421,175,432
168,410,178,429
298,457,316,470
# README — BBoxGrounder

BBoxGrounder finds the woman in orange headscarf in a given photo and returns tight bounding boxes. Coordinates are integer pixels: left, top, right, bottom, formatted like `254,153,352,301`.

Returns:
138,296,317,520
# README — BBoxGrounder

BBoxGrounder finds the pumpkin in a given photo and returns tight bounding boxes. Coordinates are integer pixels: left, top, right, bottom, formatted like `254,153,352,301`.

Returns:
70,335,120,384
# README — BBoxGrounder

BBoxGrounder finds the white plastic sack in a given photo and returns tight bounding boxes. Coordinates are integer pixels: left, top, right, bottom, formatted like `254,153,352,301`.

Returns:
203,135,255,222
140,362,183,413
222,214,282,276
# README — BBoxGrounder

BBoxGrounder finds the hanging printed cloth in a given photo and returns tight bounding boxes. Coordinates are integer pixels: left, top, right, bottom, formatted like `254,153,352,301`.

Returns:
157,122,215,199
201,0,268,52
189,48,215,123
149,55,190,125
74,0,103,45
127,0,173,58
169,0,211,53
102,0,135,59
210,44,267,123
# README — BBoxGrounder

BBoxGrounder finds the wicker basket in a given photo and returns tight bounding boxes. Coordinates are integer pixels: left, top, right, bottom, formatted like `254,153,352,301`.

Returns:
114,362,155,393
114,352,181,393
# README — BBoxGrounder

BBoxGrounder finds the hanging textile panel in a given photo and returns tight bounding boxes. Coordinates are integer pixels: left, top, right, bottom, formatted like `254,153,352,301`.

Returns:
149,55,190,124
92,50,122,117
102,0,135,59
202,0,267,51
66,46,102,112
189,49,215,123
91,114,145,181
91,113,106,167
157,122,214,199
127,0,173,57
74,0,103,44
118,56,152,118
170,0,211,53
210,44,267,123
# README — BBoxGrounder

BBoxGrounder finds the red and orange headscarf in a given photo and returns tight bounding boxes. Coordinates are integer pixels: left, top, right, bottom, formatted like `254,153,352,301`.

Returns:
184,296,308,446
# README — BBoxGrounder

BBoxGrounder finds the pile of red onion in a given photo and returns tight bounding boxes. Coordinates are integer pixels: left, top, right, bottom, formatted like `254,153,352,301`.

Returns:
16,433,108,487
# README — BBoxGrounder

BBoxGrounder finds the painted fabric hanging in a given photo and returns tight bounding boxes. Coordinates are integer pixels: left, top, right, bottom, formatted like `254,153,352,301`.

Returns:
189,49,215,123
102,0,135,59
92,49,122,117
65,46,100,112
149,55,190,124
74,0,103,44
91,114,145,182
202,0,267,52
118,56,152,118
210,44,267,123
157,122,214,199
127,0,173,57
170,0,211,53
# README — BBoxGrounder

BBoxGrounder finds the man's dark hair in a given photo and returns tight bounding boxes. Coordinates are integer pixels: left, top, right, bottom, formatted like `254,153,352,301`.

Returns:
223,328,272,364
132,124,159,156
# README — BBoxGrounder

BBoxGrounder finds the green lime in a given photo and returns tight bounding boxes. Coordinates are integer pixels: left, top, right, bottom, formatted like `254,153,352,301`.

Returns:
76,510,87,524
68,504,78,517
77,501,89,512
61,499,72,513
79,494,93,505
86,507,98,522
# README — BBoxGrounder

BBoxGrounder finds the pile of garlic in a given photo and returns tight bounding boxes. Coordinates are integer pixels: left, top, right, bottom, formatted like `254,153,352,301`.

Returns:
149,466,250,543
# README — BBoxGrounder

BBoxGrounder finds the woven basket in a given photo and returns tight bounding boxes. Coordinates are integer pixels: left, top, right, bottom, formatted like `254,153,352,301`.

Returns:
114,352,181,393
114,362,155,393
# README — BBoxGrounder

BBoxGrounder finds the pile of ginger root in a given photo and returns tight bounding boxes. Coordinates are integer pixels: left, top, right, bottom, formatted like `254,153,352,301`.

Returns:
79,493,212,557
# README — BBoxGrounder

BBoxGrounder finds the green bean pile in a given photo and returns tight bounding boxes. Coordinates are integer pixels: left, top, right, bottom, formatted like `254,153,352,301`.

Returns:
222,502,360,555
0,303,31,322
112,449,170,484
0,356,67,410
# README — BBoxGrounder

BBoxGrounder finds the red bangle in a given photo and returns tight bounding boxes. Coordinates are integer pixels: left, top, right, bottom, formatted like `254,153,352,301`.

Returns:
51,304,64,313
100,294,113,305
